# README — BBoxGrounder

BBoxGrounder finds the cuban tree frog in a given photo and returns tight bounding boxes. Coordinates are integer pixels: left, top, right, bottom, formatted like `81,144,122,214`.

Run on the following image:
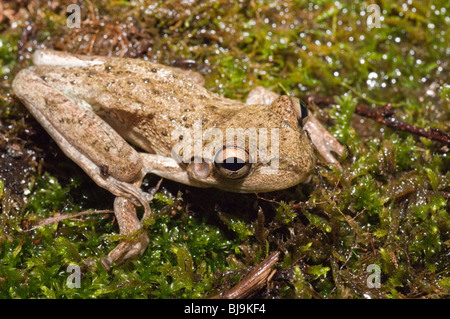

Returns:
12,50,344,269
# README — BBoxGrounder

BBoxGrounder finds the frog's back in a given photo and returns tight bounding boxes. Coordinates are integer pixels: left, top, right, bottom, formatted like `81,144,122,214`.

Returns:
31,55,243,155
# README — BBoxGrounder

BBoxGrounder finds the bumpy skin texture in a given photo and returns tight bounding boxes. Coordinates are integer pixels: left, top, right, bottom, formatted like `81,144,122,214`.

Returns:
246,86,345,169
14,50,317,192
12,49,343,268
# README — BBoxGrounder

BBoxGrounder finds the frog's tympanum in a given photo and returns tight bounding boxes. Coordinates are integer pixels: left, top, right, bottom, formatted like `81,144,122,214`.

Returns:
13,50,344,269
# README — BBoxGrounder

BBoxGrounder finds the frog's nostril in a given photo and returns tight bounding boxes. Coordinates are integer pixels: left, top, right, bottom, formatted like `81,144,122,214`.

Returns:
191,159,211,178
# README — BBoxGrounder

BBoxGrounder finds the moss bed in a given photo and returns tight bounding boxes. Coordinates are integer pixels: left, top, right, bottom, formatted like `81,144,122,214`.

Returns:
0,0,448,298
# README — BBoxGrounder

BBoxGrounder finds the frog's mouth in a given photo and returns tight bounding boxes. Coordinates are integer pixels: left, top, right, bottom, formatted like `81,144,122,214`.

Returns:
141,152,313,193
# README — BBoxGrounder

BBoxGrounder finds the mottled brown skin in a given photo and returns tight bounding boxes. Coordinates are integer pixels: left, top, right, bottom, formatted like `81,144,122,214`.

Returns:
16,51,316,192
12,50,340,268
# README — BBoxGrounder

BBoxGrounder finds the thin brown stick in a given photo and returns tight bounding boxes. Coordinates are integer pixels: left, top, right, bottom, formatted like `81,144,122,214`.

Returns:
26,178,163,231
356,104,450,146
211,251,280,299
25,209,114,231
307,95,450,147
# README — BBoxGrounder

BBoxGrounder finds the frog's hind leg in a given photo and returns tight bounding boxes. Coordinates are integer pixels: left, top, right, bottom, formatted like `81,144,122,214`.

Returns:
13,69,148,203
13,69,152,267
32,49,108,67
246,86,345,169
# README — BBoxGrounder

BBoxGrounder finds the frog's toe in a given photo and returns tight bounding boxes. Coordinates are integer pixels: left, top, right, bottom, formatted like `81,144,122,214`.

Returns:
123,233,150,260
304,114,345,170
102,233,150,270
101,256,113,271
101,197,150,270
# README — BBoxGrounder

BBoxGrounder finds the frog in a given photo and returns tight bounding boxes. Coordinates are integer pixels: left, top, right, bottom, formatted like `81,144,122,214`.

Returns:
12,49,344,269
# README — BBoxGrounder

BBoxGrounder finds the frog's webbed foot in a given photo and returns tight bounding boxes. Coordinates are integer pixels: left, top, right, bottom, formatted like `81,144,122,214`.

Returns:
246,86,345,169
102,233,150,270
101,197,150,270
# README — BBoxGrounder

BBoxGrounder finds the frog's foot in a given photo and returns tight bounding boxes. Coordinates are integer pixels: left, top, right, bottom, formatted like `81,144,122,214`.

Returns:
101,197,150,270
101,234,149,270
303,114,345,170
246,86,345,169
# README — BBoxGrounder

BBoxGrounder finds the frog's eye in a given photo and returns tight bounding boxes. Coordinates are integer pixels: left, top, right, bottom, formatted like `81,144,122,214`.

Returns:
214,146,252,179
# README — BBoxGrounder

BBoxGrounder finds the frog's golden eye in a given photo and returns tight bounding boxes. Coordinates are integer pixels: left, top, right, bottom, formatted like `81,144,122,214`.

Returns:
214,146,251,179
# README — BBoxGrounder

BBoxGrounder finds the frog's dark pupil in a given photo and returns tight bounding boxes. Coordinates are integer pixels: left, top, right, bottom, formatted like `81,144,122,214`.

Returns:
222,157,245,171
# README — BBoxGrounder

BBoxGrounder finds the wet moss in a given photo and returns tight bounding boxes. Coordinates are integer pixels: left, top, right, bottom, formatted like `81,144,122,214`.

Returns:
0,0,449,298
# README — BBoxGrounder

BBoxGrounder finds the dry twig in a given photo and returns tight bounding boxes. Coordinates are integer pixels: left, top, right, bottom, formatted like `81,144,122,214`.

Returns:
25,209,114,231
211,251,280,299
307,96,450,147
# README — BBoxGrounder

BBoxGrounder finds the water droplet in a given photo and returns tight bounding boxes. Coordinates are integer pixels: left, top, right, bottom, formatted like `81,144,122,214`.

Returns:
368,72,378,79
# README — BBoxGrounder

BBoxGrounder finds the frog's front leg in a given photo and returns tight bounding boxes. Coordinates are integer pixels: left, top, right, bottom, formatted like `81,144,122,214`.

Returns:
246,86,345,168
12,69,151,268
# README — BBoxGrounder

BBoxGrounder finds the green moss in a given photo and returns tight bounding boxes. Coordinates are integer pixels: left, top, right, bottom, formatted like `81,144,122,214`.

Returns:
289,266,313,299
0,179,4,200
0,0,448,299
329,93,357,145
